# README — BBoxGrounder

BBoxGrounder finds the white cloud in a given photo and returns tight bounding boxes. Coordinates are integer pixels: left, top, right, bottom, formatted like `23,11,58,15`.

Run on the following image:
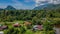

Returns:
34,0,60,6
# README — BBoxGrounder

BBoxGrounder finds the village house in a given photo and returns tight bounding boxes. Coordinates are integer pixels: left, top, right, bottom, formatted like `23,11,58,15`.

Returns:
13,23,20,27
0,25,8,31
32,23,43,31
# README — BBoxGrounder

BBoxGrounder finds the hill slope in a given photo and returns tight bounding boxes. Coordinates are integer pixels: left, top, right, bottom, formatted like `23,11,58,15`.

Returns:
5,5,16,10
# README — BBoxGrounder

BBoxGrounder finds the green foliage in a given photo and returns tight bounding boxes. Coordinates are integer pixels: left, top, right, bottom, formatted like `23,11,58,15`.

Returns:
0,9,60,34
42,19,53,31
0,9,60,22
4,26,26,34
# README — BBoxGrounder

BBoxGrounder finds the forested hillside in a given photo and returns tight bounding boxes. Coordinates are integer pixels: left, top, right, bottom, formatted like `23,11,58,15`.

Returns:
0,9,60,24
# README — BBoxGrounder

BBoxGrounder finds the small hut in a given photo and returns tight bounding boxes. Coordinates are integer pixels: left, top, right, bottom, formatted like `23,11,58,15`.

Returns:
13,23,20,27
0,28,3,31
0,24,3,31
32,24,43,31
2,26,8,29
0,25,8,31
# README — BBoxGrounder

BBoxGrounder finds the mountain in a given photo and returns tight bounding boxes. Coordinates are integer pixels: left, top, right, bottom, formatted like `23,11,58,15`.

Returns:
34,4,60,10
5,5,16,10
0,8,3,10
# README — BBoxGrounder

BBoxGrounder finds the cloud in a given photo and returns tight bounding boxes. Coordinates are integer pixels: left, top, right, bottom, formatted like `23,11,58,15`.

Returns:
24,0,34,3
48,0,60,4
35,0,60,6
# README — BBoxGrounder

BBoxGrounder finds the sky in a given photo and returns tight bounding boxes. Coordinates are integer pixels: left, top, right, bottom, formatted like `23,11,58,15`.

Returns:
0,0,60,9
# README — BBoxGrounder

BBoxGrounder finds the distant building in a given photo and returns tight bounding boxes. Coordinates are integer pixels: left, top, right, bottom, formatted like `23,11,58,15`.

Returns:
0,24,3,31
2,26,8,29
0,25,8,31
13,23,20,27
32,25,43,31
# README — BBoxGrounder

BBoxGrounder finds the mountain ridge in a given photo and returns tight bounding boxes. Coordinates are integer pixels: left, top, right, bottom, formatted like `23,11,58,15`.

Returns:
5,5,16,10
34,4,60,10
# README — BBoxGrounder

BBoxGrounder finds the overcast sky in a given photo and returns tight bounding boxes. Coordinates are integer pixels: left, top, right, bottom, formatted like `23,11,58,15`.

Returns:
0,0,60,9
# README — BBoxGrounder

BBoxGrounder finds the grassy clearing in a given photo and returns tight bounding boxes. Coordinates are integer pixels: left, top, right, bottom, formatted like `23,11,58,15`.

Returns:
0,20,24,24
0,20,55,34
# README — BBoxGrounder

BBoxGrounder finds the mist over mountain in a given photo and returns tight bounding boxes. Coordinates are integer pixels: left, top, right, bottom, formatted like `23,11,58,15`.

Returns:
34,3,60,10
34,0,60,10
35,0,60,6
